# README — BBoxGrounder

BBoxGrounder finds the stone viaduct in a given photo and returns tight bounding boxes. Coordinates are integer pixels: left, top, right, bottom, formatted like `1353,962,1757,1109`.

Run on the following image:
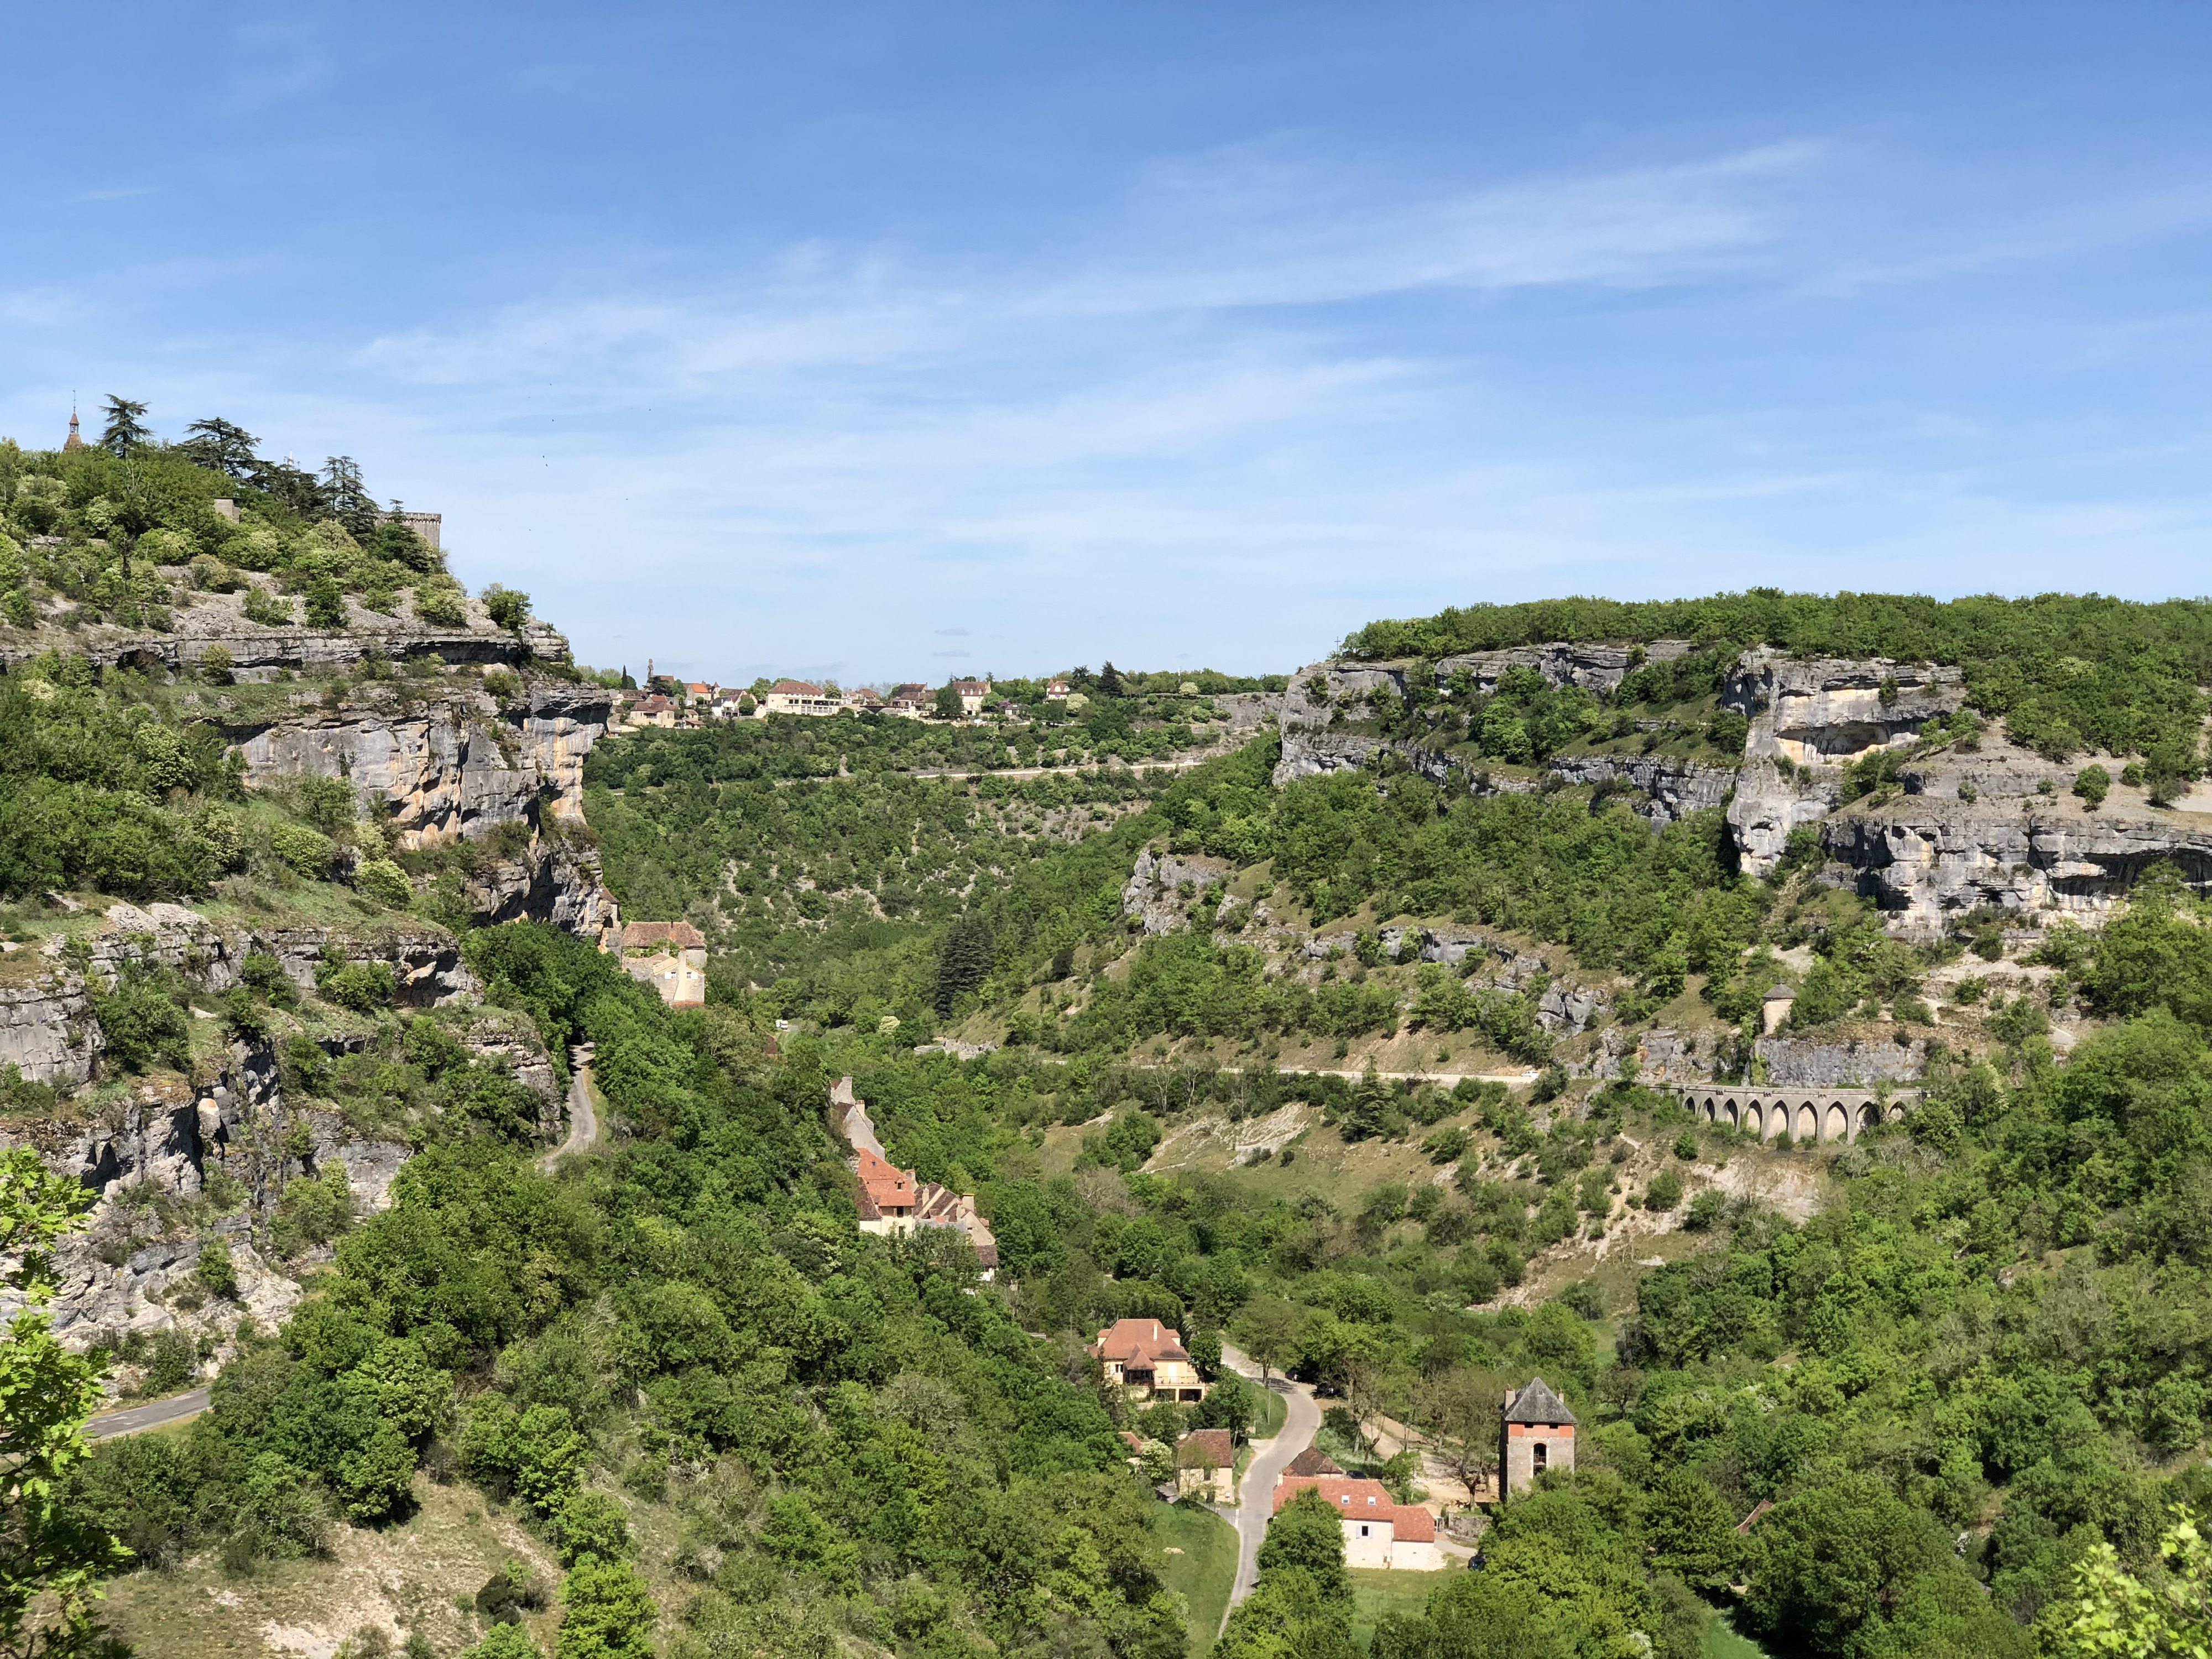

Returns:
1670,1085,1915,1146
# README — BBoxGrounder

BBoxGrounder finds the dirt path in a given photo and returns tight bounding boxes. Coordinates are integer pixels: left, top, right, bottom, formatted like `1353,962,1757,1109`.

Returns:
539,1047,599,1172
1220,1344,1322,1626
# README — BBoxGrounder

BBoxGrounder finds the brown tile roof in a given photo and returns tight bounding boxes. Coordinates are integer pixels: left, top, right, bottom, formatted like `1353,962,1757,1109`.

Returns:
1119,1430,1146,1452
1090,1318,1191,1367
769,679,824,696
1178,1429,1234,1469
621,920,706,951
954,680,988,694
1285,1448,1342,1477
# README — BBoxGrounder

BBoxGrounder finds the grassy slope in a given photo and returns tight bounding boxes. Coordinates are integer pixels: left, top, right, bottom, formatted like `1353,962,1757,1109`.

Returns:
1151,1501,1240,1656
1346,1567,1442,1650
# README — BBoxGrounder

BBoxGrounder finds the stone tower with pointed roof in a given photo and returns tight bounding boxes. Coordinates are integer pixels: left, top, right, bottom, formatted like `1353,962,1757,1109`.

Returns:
62,399,85,452
1500,1376,1576,1498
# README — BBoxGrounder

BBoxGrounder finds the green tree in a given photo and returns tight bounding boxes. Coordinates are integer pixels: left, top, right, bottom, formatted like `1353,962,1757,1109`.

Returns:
180,417,259,479
0,1147,131,1656
2048,1508,2212,1657
555,1561,657,1659
2074,764,2111,810
97,398,150,458
1257,1488,1351,1603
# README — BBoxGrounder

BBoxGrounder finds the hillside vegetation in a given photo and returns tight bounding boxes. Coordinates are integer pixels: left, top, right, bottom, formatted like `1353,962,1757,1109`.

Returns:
9,578,2212,1659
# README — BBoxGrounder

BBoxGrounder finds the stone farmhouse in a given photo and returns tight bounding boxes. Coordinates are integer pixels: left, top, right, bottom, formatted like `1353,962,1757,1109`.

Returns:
1175,1428,1235,1501
1089,1318,1209,1403
762,679,841,717
1272,1475,1442,1571
953,679,990,715
832,1078,999,1273
1500,1376,1577,1498
608,920,707,1009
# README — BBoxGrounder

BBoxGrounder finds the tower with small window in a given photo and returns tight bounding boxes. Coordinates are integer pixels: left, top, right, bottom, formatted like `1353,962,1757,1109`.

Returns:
1500,1376,1575,1498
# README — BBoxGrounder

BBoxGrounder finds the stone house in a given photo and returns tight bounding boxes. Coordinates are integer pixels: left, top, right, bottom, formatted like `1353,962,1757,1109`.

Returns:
1761,983,1797,1035
1176,1428,1236,1501
1089,1318,1208,1402
611,920,707,1008
1271,1476,1442,1571
1046,680,1071,700
836,1078,999,1274
1500,1377,1576,1498
953,679,989,716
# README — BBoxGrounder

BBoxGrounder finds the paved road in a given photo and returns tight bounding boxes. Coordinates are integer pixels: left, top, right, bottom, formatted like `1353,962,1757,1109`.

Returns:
1221,1345,1322,1626
85,1386,211,1440
539,1053,600,1172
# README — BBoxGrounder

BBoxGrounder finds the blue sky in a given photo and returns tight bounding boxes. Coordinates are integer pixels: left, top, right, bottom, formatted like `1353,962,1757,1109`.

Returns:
4,3,2207,685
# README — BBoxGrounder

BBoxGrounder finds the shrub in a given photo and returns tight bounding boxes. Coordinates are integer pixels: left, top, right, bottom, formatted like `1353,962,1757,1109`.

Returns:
242,585,293,626
355,859,413,909
1646,1168,1685,1211
304,577,347,628
481,585,530,633
2073,763,2111,810
1683,1190,1724,1231
92,967,191,1073
317,961,397,1014
269,821,336,876
196,1237,238,1298
414,585,467,628
199,644,235,685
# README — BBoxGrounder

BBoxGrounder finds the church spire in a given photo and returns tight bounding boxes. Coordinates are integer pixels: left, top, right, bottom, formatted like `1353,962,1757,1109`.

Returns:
63,394,85,452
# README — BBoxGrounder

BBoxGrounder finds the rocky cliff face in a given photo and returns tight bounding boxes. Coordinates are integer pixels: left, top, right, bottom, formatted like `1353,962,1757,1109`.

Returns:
1271,644,2211,936
1723,652,1965,878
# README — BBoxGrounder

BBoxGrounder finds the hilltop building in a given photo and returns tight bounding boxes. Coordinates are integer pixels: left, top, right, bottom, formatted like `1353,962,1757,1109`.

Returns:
1500,1377,1577,1497
63,403,85,452
953,679,989,716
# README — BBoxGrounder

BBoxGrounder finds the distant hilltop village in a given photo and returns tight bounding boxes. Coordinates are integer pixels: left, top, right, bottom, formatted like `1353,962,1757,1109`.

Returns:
612,663,1087,731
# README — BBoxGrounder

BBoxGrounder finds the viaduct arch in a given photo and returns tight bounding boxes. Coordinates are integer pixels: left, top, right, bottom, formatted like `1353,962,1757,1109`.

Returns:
1668,1086,1914,1146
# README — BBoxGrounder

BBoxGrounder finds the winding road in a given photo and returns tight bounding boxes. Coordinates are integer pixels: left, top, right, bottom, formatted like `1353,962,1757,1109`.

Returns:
540,1048,600,1172
1220,1344,1322,1627
85,1386,212,1440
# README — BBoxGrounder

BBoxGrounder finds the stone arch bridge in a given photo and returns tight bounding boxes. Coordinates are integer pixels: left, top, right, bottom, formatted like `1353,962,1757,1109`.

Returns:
1670,1086,1917,1146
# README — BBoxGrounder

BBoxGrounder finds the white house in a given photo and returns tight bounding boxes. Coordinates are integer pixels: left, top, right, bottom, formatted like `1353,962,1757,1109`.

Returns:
1271,1476,1443,1571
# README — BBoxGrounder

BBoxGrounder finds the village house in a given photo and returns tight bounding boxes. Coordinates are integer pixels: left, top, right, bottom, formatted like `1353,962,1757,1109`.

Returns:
1088,1318,1209,1403
630,693,677,729
1176,1428,1236,1502
1270,1476,1442,1571
1500,1376,1577,1498
609,920,707,1008
1283,1448,1343,1478
953,679,990,716
1045,679,1071,700
763,679,841,717
833,1078,1000,1274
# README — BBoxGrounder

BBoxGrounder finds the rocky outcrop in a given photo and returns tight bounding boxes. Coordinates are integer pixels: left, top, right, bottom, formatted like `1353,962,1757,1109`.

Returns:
1755,1035,1927,1086
0,578,567,679
0,975,101,1086
1723,653,1964,878
1122,849,1230,934
1544,754,1736,823
1436,639,1695,695
1825,792,2212,937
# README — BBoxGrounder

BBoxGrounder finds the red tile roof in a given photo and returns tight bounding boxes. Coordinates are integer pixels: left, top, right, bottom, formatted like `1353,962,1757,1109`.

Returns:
1090,1318,1191,1367
855,1146,917,1213
1272,1475,1434,1541
1285,1448,1342,1477
768,679,824,696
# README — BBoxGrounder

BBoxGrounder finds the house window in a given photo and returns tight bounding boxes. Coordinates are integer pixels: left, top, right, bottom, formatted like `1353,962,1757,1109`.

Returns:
1533,1442,1549,1473
1359,1525,1370,1537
